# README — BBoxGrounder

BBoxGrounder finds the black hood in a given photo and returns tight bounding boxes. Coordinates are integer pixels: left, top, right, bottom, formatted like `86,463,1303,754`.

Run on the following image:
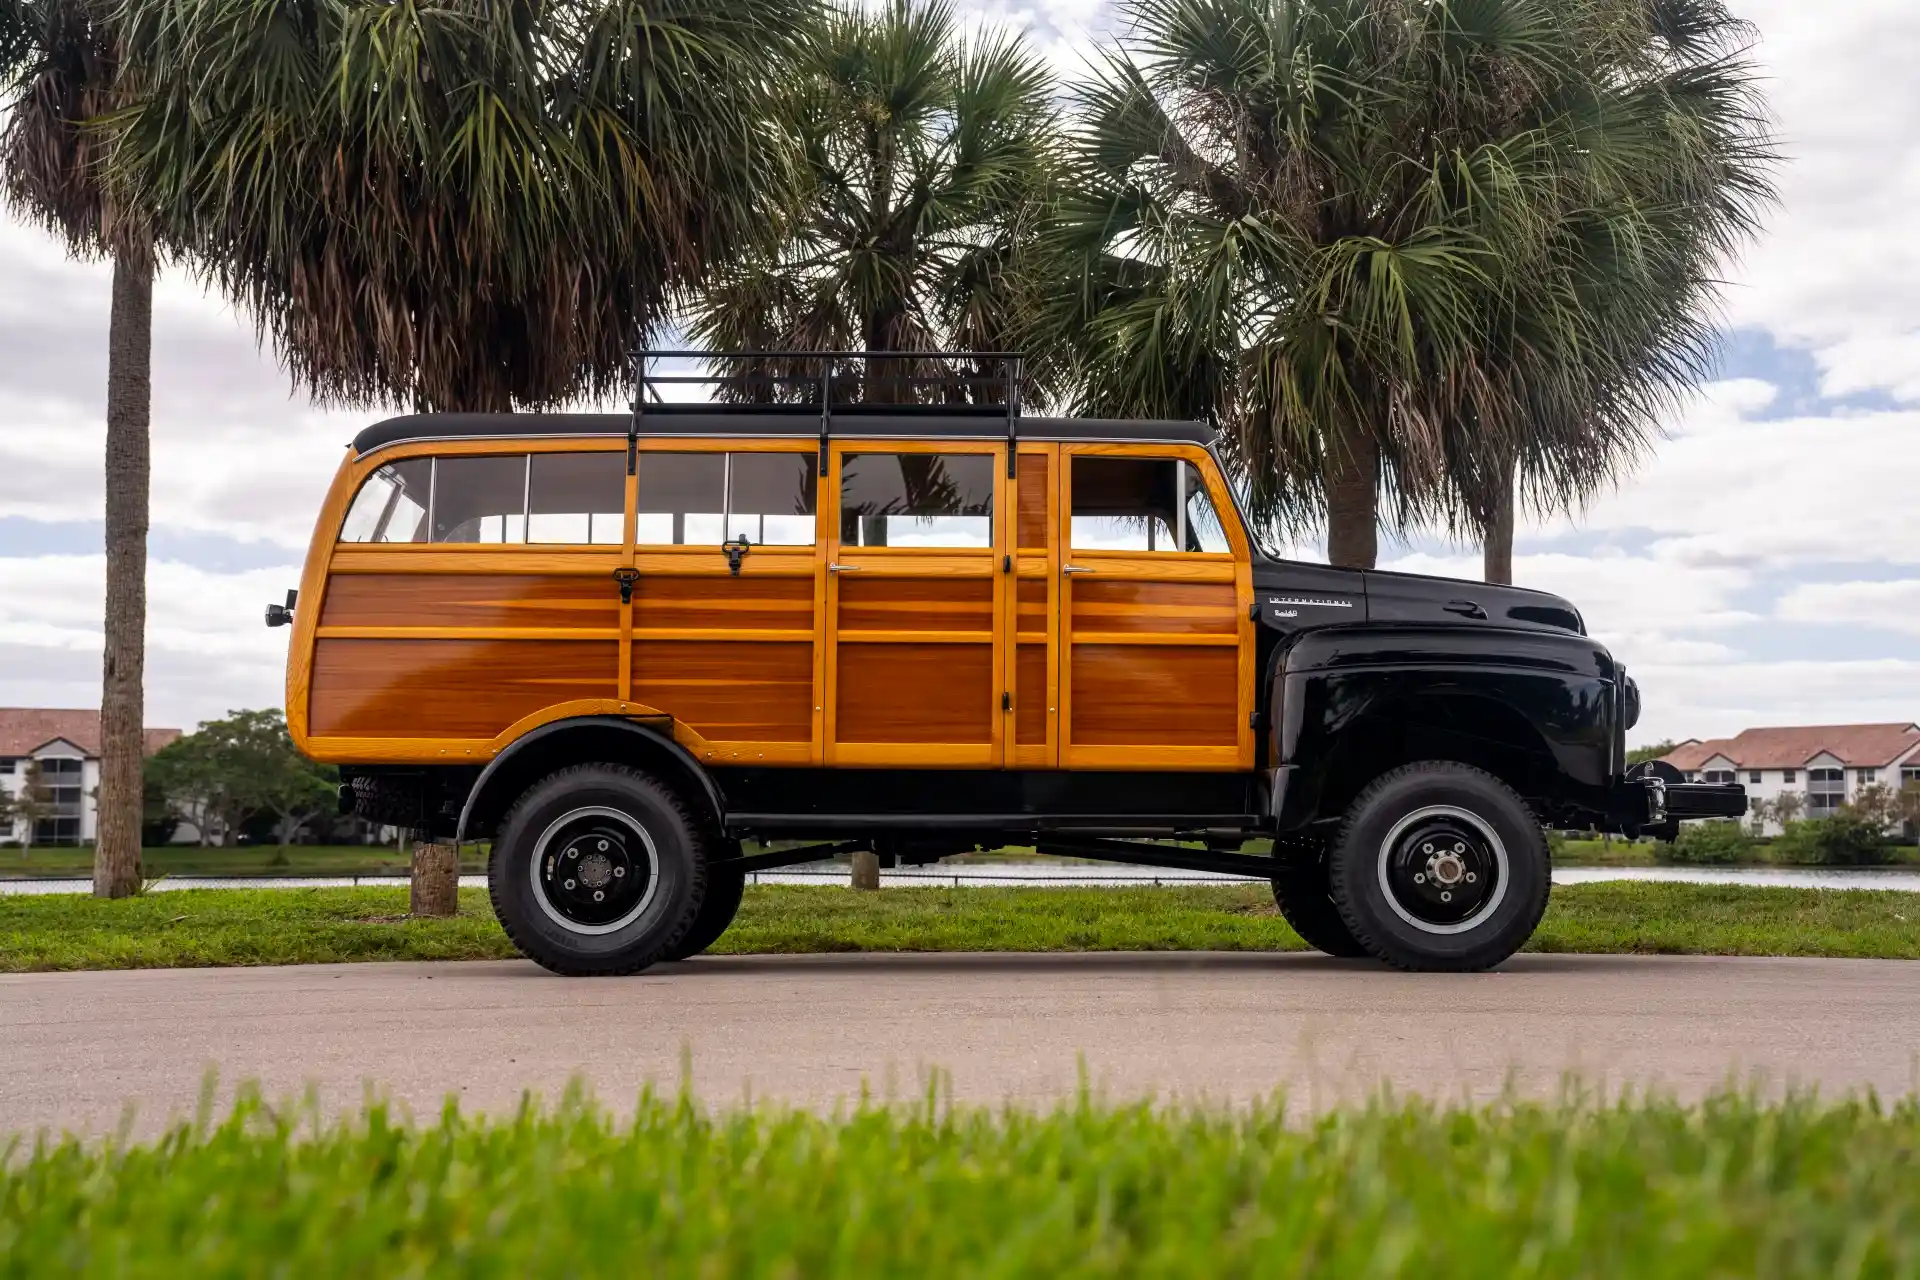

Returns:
1248,559,1584,636
1362,567,1584,634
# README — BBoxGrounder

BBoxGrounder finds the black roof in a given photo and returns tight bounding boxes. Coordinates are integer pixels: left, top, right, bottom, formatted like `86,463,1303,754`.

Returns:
351,405,1216,457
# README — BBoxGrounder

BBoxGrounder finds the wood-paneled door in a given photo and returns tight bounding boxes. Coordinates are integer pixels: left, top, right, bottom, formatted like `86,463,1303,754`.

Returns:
825,441,1007,767
1057,445,1256,770
627,441,822,765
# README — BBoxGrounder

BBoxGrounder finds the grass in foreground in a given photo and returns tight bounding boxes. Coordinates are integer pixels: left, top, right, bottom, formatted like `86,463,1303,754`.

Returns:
3,1088,1917,1276
1,881,1916,973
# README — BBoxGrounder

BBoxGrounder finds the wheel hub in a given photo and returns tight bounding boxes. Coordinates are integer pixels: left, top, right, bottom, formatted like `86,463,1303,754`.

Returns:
531,808,656,934
1379,810,1504,932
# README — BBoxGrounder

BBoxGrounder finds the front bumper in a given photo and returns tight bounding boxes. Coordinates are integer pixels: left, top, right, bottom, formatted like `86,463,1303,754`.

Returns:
1613,773,1747,839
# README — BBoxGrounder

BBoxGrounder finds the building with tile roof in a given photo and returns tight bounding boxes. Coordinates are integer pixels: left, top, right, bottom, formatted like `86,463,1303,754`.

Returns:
1661,723,1920,832
0,709,182,846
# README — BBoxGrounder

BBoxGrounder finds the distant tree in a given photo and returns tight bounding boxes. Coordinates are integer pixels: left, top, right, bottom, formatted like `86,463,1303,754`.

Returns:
1846,783,1898,834
1768,790,1803,828
1626,741,1679,767
1893,782,1920,851
145,709,335,849
5,761,56,854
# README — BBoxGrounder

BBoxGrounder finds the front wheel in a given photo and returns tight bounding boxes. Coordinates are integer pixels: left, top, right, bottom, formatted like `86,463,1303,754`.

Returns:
1327,762,1550,972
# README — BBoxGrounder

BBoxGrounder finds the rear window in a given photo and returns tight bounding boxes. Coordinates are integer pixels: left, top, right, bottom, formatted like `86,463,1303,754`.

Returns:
339,452,626,545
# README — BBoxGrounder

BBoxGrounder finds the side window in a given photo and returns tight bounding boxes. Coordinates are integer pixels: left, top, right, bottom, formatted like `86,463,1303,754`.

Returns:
635,452,814,546
1071,457,1229,553
726,453,818,546
528,452,624,545
839,452,993,548
431,455,528,543
339,458,432,543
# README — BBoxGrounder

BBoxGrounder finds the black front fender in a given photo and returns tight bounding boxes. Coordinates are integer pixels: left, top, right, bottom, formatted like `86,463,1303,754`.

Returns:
1272,625,1621,830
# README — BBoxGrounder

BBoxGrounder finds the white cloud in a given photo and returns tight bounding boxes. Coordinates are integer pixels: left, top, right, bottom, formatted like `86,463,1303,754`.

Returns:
1721,0,1920,400
0,555,298,730
1775,580,1920,636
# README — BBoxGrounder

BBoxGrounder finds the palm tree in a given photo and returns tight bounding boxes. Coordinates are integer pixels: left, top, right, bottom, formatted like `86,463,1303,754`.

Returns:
686,0,1059,406
103,0,808,413
2,0,155,897
1044,0,1773,570
87,0,806,908
686,0,1054,887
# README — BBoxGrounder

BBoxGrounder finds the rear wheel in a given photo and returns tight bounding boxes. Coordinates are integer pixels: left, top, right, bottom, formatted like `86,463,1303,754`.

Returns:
1327,761,1550,972
663,848,745,961
488,764,709,976
1270,842,1368,958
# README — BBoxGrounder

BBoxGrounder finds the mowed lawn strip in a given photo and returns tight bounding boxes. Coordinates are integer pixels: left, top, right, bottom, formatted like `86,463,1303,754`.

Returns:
2,881,1917,973
4,1089,1918,1276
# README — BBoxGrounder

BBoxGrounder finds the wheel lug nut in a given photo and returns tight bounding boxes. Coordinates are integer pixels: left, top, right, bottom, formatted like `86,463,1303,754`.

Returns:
1440,891,1452,902
1466,872,1477,883
1421,843,1433,854
614,866,625,877
564,879,576,890
1413,873,1425,884
593,890,604,902
597,840,609,852
1453,843,1465,854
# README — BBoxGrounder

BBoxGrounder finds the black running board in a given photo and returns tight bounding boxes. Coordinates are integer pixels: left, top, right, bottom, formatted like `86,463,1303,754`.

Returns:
1034,834,1273,879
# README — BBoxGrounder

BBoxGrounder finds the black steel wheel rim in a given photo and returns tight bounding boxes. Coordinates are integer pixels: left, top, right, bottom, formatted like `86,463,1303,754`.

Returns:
529,806,658,934
1376,806,1507,933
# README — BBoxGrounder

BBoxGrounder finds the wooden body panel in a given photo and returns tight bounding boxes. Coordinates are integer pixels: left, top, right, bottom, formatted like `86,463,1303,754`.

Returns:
311,638,618,738
291,434,1254,773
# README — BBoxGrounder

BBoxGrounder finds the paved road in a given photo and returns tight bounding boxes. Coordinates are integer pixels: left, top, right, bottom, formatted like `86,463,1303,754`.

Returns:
3,953,1917,1136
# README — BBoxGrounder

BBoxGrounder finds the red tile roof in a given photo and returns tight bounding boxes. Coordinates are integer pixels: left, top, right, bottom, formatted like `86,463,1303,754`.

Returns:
1663,723,1920,772
0,709,181,758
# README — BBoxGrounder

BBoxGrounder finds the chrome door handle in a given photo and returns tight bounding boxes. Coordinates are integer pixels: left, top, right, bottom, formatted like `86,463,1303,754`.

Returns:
828,563,862,573
1062,565,1093,575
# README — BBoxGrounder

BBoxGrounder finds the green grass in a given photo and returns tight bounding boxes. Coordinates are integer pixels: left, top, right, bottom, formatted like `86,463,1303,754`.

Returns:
0,844,489,880
3,1087,1917,1277
2,881,1916,973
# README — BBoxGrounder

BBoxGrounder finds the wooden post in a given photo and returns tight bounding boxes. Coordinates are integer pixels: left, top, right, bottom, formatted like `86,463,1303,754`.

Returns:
850,848,880,891
410,839,460,917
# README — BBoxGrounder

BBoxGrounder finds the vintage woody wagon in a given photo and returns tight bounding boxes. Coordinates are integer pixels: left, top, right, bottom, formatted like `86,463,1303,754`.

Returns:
276,352,1743,975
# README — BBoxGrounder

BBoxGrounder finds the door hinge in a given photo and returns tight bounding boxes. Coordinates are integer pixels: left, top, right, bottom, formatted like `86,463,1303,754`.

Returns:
1249,710,1266,731
1001,691,1012,713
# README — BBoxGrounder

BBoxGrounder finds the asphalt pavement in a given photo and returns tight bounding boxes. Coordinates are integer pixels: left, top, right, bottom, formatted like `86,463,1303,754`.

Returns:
2,952,1916,1137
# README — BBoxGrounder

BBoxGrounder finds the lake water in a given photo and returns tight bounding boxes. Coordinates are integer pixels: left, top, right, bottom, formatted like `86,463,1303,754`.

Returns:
4,863,1919,895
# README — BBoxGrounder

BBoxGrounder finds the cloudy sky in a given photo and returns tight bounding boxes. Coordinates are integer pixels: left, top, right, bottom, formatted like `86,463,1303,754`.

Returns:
1,0,1915,747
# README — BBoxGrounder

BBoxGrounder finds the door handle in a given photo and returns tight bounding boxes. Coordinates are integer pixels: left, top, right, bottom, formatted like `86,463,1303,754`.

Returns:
612,567,640,604
1062,565,1093,575
828,563,862,573
1444,599,1487,619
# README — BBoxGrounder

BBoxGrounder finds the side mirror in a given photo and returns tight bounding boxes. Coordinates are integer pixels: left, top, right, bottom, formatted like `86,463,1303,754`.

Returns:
265,588,298,628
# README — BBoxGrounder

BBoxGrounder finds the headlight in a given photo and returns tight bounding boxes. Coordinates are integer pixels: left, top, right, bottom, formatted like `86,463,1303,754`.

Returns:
1623,676,1642,731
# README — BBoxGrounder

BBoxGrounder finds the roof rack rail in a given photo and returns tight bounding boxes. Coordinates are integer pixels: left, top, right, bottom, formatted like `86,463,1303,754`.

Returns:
627,349,1024,479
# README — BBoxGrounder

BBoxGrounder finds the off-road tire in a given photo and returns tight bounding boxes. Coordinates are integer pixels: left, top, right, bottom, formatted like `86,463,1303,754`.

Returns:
662,848,745,961
488,764,709,976
1327,761,1550,972
1270,845,1369,958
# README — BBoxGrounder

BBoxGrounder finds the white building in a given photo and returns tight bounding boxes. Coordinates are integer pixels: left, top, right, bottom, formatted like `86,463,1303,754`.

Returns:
0,709,182,846
1663,723,1920,834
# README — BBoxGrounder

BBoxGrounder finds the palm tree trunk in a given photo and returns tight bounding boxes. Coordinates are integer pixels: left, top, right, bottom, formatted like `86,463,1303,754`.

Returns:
94,250,152,900
1324,429,1379,570
1483,464,1515,585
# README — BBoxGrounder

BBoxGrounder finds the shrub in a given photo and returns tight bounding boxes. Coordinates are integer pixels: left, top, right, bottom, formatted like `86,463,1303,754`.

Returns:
1658,820,1752,864
1772,816,1892,866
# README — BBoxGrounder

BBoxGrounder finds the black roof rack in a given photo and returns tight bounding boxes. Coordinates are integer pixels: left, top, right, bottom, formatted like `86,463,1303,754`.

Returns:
631,349,1022,478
